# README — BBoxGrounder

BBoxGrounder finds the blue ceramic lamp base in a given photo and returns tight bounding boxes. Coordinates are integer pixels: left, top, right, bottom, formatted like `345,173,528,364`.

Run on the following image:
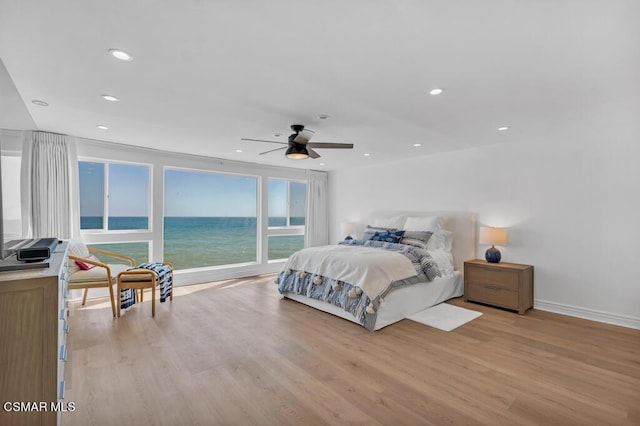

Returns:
485,246,502,263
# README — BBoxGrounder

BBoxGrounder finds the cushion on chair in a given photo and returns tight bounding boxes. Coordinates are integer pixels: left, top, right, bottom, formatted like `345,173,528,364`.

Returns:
69,263,130,283
68,239,91,274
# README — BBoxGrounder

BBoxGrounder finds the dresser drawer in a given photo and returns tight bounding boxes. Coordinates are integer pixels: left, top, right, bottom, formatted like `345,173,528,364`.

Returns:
466,266,519,291
467,282,519,309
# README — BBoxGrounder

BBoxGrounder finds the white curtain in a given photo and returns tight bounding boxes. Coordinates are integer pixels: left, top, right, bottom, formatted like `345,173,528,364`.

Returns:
21,131,78,239
304,170,329,247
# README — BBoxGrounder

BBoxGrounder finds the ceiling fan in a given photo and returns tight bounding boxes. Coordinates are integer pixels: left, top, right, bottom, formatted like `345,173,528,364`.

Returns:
241,124,354,159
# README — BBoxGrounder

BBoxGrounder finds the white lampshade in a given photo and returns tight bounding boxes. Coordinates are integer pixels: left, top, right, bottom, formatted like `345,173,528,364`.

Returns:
341,222,358,237
479,227,508,246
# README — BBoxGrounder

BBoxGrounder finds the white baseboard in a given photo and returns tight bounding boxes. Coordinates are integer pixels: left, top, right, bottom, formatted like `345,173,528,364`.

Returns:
534,299,640,330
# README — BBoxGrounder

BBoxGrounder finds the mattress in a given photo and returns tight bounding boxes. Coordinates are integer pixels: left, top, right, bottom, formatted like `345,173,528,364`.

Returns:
283,271,462,330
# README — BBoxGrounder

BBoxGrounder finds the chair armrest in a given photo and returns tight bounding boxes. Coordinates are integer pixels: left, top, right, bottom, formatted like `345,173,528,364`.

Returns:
69,254,109,269
68,254,113,281
88,247,135,266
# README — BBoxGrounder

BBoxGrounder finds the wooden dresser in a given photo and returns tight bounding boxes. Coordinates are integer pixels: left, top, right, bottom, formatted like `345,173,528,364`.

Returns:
0,242,69,426
464,259,534,314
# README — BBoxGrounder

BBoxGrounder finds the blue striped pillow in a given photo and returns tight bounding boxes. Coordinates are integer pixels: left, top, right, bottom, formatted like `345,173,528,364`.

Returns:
370,230,405,243
400,231,433,249
363,225,397,241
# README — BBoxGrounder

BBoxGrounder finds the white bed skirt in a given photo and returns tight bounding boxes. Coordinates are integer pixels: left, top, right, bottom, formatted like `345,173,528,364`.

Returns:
282,271,463,330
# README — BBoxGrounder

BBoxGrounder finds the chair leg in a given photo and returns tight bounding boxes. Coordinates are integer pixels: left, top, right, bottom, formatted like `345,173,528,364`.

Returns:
151,282,156,317
108,283,116,318
82,288,89,305
117,284,121,318
169,270,174,301
139,288,144,302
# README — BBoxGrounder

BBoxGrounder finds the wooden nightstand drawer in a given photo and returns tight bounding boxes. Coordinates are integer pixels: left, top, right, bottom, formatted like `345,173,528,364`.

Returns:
466,266,519,291
467,282,518,309
464,260,534,314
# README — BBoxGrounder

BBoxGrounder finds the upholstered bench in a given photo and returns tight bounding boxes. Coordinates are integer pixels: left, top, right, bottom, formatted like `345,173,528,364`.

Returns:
117,263,173,317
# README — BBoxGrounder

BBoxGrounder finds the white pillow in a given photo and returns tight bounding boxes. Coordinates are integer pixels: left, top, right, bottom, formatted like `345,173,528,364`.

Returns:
67,239,90,275
426,230,453,252
404,216,444,233
372,215,406,229
428,249,454,276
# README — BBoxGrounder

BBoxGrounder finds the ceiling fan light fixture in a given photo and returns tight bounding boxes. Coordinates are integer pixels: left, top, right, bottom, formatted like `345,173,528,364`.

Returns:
285,143,309,159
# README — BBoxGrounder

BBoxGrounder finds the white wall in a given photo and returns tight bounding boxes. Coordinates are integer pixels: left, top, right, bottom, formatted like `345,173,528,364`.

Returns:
329,118,640,328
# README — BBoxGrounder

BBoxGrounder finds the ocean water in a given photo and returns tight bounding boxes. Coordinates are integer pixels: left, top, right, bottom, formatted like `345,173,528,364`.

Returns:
82,216,304,270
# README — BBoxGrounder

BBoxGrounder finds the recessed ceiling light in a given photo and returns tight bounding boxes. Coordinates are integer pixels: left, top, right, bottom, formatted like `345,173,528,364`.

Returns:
101,95,119,102
413,143,422,147
235,149,243,153
364,153,371,157
497,126,510,131
319,162,326,166
97,125,109,130
429,88,444,95
108,49,133,61
32,100,49,106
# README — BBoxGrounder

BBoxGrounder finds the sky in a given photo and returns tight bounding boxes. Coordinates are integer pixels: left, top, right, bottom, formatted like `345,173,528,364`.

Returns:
79,162,305,218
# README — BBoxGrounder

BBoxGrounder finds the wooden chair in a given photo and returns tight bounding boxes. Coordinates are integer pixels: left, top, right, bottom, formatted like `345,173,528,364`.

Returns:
67,241,135,318
117,263,173,317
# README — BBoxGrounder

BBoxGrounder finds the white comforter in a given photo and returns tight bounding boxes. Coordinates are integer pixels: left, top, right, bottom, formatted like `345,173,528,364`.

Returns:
281,245,417,300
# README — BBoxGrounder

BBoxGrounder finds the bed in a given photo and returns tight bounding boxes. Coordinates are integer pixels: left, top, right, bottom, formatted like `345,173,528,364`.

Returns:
277,211,477,330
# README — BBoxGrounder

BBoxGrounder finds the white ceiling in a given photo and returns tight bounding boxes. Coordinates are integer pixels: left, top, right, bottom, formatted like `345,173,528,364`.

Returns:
0,0,638,170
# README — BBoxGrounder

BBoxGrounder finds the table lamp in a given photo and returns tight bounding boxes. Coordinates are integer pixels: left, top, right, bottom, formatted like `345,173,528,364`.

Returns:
340,222,358,240
479,227,508,263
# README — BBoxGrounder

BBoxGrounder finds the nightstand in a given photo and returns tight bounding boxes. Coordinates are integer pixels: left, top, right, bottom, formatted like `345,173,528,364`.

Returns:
464,259,534,314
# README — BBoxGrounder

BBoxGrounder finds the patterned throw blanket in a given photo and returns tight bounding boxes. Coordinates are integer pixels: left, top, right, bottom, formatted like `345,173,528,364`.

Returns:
120,262,173,310
277,240,440,330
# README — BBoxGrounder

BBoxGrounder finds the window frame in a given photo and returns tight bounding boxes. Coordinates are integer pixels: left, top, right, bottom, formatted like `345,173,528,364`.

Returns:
0,149,23,240
162,165,261,270
74,136,310,284
267,177,306,261
78,159,153,234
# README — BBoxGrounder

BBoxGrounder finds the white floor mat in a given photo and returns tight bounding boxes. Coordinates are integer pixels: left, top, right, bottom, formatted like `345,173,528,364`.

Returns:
407,303,482,331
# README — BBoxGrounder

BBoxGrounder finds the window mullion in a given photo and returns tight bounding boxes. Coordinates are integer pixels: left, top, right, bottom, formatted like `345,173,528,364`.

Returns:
286,180,291,227
103,162,109,231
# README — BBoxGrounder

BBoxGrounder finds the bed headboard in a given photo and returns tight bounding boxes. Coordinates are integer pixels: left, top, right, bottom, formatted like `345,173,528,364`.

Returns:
368,211,477,273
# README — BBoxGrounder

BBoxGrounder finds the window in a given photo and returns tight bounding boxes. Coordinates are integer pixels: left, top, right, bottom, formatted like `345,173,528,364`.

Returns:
79,161,150,231
163,168,258,270
87,242,149,265
0,154,22,239
268,179,306,227
267,178,306,260
268,235,305,260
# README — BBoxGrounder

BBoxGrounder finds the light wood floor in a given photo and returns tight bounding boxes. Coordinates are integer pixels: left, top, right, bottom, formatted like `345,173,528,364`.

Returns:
63,274,640,426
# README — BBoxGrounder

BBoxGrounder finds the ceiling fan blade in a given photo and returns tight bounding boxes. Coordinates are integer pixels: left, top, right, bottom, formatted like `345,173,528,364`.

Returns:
241,138,287,145
259,146,287,155
307,148,321,159
293,129,315,144
306,142,354,149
